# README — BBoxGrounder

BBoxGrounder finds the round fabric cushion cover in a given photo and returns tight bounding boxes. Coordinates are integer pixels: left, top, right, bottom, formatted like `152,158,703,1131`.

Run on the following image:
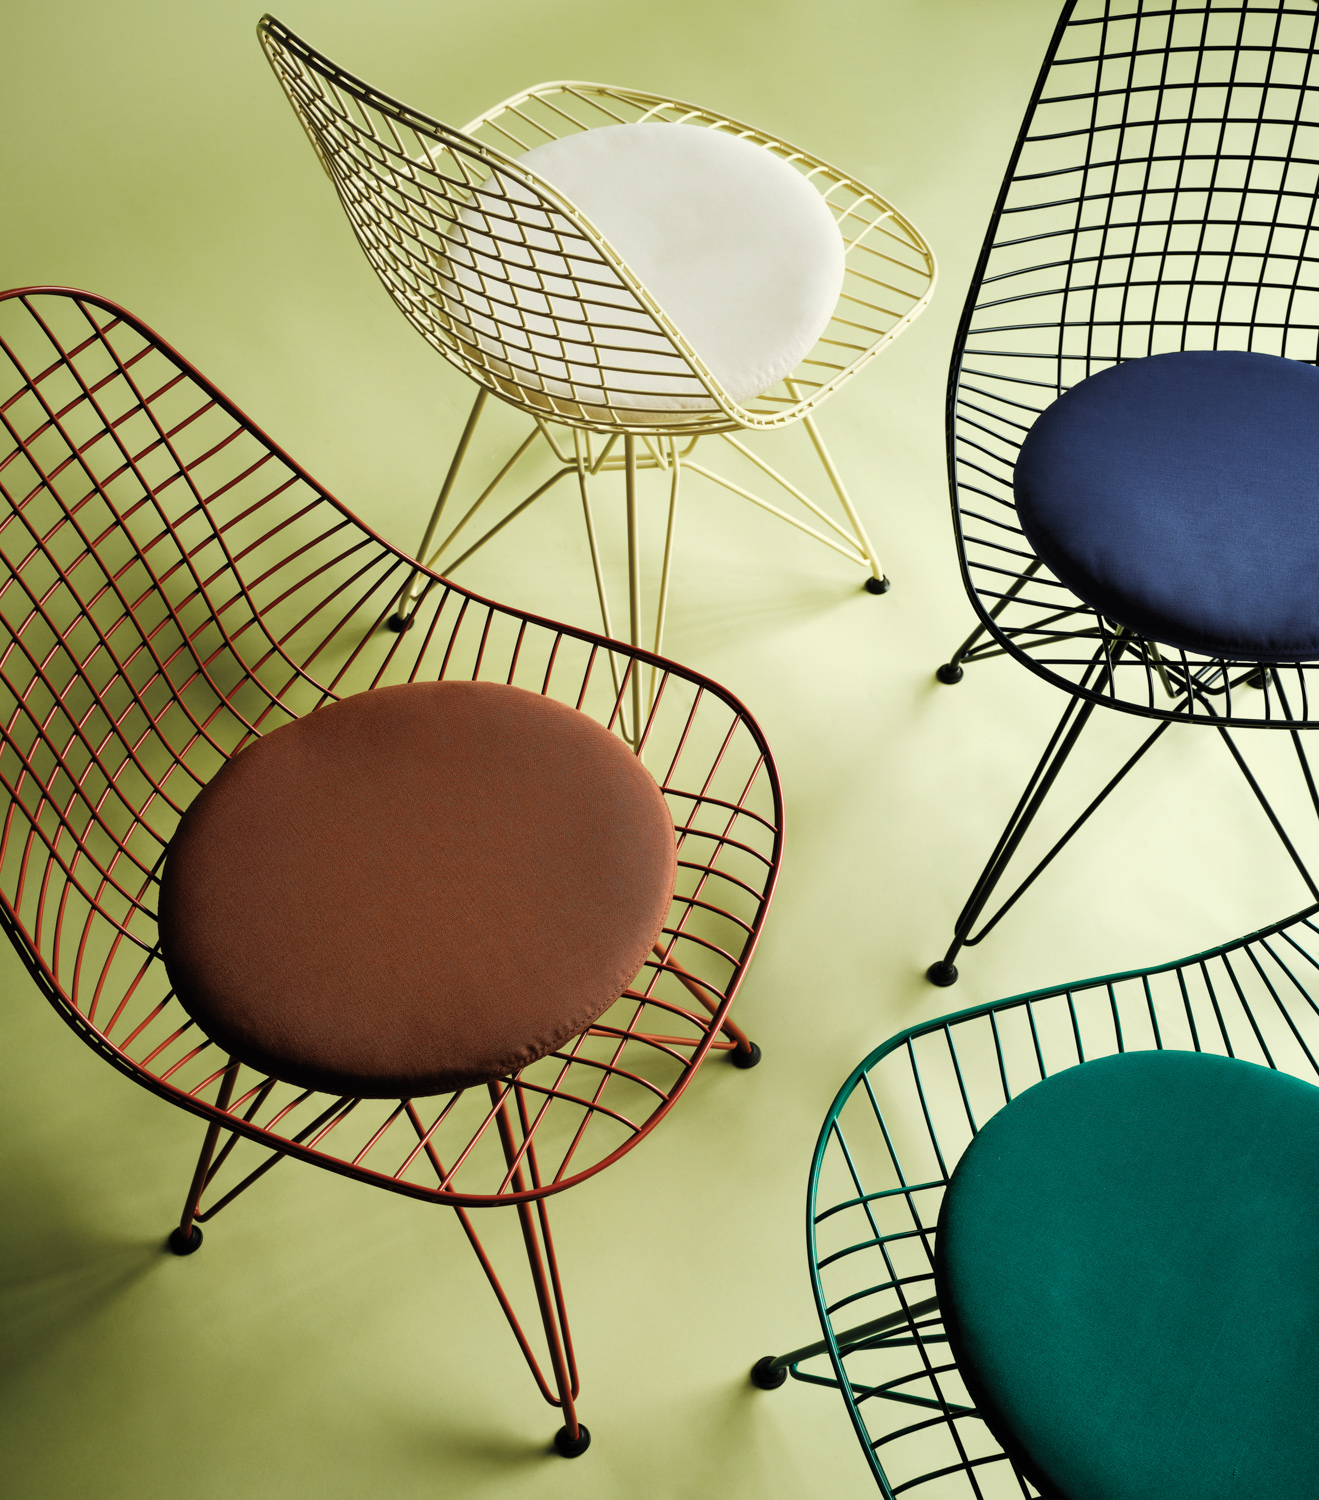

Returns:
517,123,845,406
158,681,677,1098
935,1050,1319,1500
1013,350,1319,660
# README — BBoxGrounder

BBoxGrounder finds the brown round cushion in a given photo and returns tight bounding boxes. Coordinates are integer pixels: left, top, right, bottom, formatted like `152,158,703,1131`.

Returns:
157,681,676,1098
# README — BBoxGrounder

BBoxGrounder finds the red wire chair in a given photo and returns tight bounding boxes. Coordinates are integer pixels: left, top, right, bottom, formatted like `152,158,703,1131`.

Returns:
0,286,782,1455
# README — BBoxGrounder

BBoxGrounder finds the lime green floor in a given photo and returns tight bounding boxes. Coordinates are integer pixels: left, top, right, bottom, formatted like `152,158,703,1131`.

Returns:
3,3,1314,1497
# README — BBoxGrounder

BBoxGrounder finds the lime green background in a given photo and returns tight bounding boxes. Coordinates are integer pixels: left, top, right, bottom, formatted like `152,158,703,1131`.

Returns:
2,3,1312,1497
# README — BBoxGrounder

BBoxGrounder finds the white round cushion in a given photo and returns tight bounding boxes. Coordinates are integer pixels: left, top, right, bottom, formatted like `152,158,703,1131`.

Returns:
518,123,844,406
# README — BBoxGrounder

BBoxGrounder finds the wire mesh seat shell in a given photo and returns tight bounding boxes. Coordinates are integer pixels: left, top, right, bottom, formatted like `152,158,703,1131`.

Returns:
769,902,1319,1496
946,0,1319,729
0,285,782,1211
929,0,1319,986
256,14,934,436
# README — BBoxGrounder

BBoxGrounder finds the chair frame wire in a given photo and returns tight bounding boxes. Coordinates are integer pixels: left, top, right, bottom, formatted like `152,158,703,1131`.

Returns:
0,286,783,1442
931,0,1319,982
757,899,1319,1496
256,14,936,652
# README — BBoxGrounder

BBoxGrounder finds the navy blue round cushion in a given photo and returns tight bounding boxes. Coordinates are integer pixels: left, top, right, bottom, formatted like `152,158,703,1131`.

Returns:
1014,351,1319,660
935,1050,1319,1500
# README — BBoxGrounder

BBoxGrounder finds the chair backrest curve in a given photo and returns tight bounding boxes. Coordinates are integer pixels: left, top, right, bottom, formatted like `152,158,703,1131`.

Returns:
257,15,730,429
946,0,1319,724
0,288,334,947
0,288,784,1208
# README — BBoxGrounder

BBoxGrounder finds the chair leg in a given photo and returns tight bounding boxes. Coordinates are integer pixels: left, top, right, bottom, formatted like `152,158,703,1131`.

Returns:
1259,670,1319,841
624,435,643,747
929,632,1179,984
391,403,885,650
167,1061,238,1254
798,410,889,592
1215,721,1319,903
928,691,1104,986
651,941,761,1067
932,669,1319,986
580,434,680,724
574,429,618,645
388,388,488,630
648,438,681,687
520,1197,589,1457
459,1083,590,1456
750,1295,941,1390
935,560,1044,684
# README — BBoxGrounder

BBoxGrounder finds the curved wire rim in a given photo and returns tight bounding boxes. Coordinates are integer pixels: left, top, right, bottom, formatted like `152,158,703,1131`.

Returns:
804,893,1319,1491
257,14,936,436
0,283,786,1208
943,0,1319,729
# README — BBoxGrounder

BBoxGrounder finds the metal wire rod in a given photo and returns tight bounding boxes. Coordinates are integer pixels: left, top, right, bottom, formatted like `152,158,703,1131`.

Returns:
755,1295,942,1383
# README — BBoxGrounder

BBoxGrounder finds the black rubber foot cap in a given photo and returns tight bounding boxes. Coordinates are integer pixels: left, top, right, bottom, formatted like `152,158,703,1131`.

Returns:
926,960,959,987
730,1041,762,1069
750,1356,788,1390
864,575,891,595
385,611,414,633
167,1224,203,1256
936,662,964,685
554,1424,591,1458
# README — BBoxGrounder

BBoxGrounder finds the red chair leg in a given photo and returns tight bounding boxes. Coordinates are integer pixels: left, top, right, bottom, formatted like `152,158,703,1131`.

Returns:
517,1196,589,1456
168,1061,238,1255
652,943,761,1067
445,1085,591,1455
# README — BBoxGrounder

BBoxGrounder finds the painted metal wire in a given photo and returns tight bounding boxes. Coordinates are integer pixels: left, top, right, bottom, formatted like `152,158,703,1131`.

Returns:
257,14,935,436
948,0,1319,727
0,286,782,1214
799,901,1319,1496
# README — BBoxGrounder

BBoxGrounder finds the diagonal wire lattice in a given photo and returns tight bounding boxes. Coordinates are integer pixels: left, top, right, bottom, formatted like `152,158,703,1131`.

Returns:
794,901,1319,1497
947,0,1319,727
0,285,783,1228
257,14,935,436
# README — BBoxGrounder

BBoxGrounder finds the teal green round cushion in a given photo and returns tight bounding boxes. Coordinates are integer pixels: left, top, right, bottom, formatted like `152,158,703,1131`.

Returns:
935,1050,1319,1500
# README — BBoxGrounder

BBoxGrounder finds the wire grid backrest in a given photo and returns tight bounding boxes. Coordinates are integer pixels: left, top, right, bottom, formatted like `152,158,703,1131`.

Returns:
0,287,782,1208
807,902,1319,1497
950,0,1319,728
257,16,935,435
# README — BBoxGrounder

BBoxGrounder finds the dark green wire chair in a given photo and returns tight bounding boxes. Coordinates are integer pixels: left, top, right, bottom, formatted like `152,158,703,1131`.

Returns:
753,904,1319,1497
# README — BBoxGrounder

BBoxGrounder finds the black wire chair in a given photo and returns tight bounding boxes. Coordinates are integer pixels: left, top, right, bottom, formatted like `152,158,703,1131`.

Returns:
753,900,1319,1495
930,0,1319,985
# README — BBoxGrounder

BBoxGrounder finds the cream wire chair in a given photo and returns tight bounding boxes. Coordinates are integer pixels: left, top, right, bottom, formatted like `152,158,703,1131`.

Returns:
257,15,936,675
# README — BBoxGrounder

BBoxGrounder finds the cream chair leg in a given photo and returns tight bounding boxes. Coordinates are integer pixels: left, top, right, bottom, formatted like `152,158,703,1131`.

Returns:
648,438,681,710
798,411,890,594
439,465,575,575
714,435,862,554
573,431,624,704
573,431,617,643
388,388,488,630
686,449,871,565
624,435,642,745
425,429,544,569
